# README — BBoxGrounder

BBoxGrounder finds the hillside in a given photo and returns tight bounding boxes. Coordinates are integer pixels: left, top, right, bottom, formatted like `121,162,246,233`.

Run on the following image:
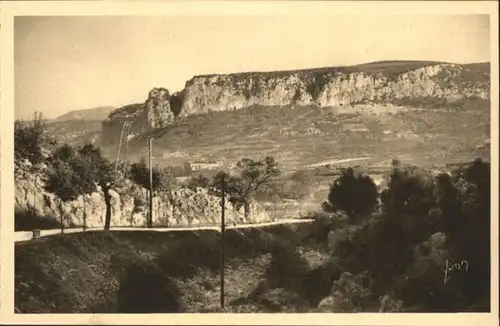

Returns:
117,99,489,171
98,61,490,167
15,225,338,313
51,106,116,122
44,120,102,147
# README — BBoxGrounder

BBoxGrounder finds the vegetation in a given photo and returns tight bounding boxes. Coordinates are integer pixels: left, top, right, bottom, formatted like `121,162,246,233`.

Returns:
15,112,49,166
44,142,119,230
128,158,175,194
334,158,490,312
323,167,378,224
15,157,490,313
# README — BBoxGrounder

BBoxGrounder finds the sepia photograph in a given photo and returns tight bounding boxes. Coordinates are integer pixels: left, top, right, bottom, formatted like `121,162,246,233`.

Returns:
0,1,498,325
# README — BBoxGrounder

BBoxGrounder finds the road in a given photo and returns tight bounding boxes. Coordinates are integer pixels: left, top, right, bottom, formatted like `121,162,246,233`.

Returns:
14,218,315,243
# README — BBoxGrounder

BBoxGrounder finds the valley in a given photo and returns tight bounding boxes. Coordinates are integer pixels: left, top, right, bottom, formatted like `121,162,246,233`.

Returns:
15,60,492,314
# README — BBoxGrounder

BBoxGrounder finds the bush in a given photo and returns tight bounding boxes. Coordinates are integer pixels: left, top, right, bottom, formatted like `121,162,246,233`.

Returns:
334,158,490,311
117,260,185,313
264,243,311,291
435,158,490,307
129,158,172,193
15,112,46,166
324,167,378,224
186,173,211,191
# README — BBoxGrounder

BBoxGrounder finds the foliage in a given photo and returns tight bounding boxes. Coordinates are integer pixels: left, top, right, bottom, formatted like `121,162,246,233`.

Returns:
45,141,118,230
264,243,311,292
128,158,173,193
117,261,184,313
186,173,211,191
433,158,490,306
334,158,490,311
323,168,378,224
227,156,281,210
45,144,96,202
15,112,47,165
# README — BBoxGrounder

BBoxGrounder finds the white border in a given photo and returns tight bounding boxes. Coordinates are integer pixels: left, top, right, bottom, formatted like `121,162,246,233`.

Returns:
1,1,498,325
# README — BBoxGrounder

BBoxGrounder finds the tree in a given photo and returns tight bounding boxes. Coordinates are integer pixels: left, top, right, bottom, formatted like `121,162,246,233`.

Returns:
223,156,280,219
45,144,97,231
379,164,439,245
129,158,168,193
381,165,436,218
323,167,378,224
186,173,211,191
436,158,490,305
14,111,46,166
77,142,119,231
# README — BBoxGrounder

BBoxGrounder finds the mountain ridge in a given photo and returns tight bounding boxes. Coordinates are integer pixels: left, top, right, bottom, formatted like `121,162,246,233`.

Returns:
51,106,116,123
98,60,489,151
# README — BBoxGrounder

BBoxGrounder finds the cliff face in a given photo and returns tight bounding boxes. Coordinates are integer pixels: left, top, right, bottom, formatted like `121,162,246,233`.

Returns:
180,63,489,115
100,61,489,151
100,88,182,150
15,161,270,229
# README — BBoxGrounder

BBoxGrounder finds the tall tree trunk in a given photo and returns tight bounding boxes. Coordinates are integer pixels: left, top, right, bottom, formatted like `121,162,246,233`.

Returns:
104,187,112,231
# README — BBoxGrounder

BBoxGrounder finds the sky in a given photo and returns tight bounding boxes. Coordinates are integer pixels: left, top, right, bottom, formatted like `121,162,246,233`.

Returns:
14,14,490,120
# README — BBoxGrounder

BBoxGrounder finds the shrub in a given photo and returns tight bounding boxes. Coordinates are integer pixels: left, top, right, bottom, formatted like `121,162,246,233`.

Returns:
117,260,184,313
14,112,46,166
186,174,211,191
129,158,169,192
264,243,311,292
324,167,378,224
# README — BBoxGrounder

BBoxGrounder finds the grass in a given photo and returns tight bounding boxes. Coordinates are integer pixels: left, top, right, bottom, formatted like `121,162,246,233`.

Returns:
120,99,490,171
15,223,338,313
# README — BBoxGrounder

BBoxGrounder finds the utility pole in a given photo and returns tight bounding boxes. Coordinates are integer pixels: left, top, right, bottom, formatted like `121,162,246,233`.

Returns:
220,175,225,310
148,137,153,228
123,122,131,177
115,120,128,172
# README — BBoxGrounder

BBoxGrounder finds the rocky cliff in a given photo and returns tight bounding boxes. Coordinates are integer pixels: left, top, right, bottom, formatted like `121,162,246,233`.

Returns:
100,88,183,150
180,62,489,115
99,61,489,150
15,160,270,229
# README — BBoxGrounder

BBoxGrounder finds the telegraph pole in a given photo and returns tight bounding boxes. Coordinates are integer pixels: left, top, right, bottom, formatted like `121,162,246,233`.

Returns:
115,121,127,172
148,137,153,228
220,175,225,310
123,122,131,177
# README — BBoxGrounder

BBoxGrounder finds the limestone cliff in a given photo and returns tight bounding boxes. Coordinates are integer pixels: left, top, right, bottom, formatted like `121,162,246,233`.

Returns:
180,62,489,115
100,61,489,150
15,160,270,229
100,88,182,149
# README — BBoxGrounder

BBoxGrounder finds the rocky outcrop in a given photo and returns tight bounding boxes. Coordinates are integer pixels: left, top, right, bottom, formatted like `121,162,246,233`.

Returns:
180,62,489,115
15,161,270,229
99,62,489,151
100,87,178,149
145,88,174,129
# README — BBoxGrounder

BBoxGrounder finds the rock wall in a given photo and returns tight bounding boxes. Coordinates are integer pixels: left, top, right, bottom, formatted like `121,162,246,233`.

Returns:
99,62,489,151
180,63,489,115
100,87,176,149
15,161,270,228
